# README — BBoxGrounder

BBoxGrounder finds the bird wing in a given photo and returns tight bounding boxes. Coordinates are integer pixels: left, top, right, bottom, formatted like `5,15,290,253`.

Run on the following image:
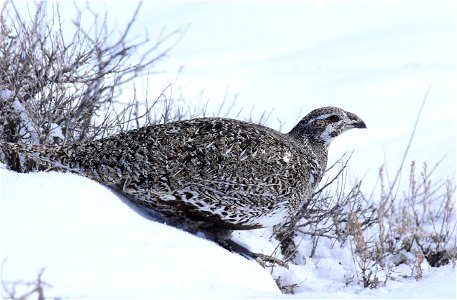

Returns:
60,118,315,228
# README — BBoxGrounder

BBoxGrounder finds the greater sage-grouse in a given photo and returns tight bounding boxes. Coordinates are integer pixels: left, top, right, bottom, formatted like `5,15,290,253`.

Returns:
1,106,366,257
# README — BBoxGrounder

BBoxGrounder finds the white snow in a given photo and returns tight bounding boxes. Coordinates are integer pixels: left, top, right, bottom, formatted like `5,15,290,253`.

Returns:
1,167,456,299
0,168,280,299
47,122,65,142
1,95,41,145
0,90,13,100
13,100,40,144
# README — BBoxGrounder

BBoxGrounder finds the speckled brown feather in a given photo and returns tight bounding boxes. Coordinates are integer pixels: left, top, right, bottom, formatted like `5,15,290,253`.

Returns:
0,107,366,231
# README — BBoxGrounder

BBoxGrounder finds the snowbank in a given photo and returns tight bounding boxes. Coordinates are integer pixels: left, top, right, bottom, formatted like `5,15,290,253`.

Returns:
0,168,280,298
1,168,455,299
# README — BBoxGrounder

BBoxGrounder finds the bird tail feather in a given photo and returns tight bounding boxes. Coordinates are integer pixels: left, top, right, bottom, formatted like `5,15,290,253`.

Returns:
0,142,80,173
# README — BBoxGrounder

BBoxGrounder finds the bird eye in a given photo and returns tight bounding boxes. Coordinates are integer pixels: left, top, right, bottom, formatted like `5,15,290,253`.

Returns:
329,115,340,122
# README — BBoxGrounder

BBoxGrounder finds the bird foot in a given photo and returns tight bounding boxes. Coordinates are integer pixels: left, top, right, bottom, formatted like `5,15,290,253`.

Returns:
254,253,289,269
220,239,288,269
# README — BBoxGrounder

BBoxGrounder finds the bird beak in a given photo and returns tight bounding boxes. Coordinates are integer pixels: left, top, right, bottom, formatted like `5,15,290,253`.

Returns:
351,120,367,129
346,112,367,129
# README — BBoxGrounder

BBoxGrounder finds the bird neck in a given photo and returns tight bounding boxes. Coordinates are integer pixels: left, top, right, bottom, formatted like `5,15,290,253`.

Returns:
308,136,329,175
287,131,329,179
288,128,329,150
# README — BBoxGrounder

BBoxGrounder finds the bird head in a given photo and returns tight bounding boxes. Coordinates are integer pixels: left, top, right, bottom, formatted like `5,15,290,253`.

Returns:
289,106,367,147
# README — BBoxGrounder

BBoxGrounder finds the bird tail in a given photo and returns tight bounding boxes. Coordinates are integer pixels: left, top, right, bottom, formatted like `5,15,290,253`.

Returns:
0,141,80,173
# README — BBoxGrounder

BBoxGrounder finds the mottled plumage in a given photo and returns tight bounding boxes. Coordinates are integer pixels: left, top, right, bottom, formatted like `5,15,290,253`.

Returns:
0,107,366,234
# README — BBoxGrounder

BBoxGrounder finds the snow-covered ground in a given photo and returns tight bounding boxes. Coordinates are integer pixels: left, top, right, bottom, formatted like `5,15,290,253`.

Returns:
1,168,455,299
